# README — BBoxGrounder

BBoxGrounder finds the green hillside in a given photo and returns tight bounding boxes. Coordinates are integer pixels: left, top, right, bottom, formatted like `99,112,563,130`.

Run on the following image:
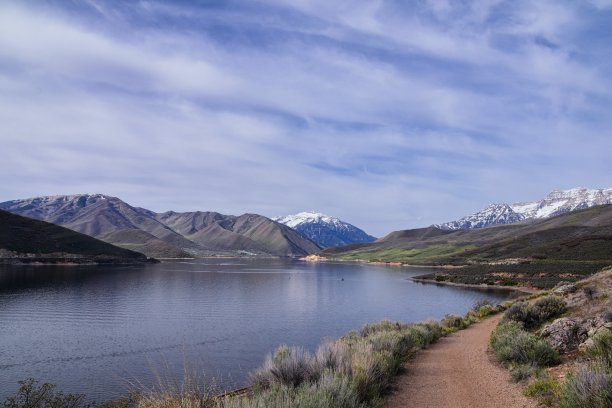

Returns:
0,210,154,264
324,205,612,288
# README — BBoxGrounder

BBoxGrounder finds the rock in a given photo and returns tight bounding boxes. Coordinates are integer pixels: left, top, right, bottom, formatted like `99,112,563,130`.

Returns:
552,282,577,295
579,326,612,352
540,317,581,353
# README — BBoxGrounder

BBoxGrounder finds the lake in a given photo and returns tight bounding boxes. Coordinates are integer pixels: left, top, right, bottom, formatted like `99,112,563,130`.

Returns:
0,259,511,401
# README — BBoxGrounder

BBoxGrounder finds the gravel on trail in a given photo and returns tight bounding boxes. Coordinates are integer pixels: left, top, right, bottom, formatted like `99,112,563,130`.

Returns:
386,314,536,408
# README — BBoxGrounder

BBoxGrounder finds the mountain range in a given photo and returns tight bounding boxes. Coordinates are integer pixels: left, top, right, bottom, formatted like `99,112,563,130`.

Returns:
273,211,376,248
324,204,612,287
437,188,612,230
0,209,152,264
0,194,320,258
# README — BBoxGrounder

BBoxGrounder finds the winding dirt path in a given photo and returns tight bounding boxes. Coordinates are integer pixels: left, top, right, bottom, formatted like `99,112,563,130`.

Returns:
387,315,536,408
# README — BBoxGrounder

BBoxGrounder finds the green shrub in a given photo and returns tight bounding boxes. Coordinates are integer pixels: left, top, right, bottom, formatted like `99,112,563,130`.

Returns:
534,296,567,322
524,373,559,407
559,365,612,408
586,329,612,369
491,321,559,367
441,314,466,331
503,296,566,330
510,363,538,383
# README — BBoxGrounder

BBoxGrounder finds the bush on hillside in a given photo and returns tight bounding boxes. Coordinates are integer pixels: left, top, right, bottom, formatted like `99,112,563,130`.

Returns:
503,296,566,330
559,365,612,408
491,321,559,367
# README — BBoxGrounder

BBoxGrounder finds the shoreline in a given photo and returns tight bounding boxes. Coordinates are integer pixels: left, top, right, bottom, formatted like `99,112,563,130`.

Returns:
410,277,542,294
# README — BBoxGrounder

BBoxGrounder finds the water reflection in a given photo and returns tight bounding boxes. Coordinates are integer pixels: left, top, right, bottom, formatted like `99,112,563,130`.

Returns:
0,259,511,401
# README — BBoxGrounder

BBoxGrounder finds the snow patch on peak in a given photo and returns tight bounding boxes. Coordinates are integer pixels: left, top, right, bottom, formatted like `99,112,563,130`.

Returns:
438,187,612,231
437,202,525,230
274,211,342,229
274,211,376,248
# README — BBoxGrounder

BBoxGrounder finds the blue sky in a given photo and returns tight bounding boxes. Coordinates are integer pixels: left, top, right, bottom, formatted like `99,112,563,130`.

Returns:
1,0,611,236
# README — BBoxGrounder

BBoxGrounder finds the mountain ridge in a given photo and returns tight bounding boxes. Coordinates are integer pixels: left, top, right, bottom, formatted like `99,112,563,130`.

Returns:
437,187,612,230
273,211,376,248
0,195,320,258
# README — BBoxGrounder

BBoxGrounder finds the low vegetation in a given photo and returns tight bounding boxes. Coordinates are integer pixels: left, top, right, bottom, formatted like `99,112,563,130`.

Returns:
503,296,567,330
4,301,504,408
490,321,560,368
414,261,609,289
490,269,612,407
557,330,612,408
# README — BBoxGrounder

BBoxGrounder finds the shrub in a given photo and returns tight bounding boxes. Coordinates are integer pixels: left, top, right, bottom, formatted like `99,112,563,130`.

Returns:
524,373,559,407
534,296,567,321
441,314,465,331
510,363,538,383
583,285,598,301
472,299,492,312
313,341,352,377
559,365,612,408
2,379,87,408
491,321,559,367
503,297,566,330
586,329,612,369
249,346,315,389
296,371,360,408
349,344,386,401
504,302,537,328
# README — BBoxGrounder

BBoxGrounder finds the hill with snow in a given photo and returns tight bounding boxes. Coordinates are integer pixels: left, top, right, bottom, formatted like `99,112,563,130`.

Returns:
437,188,612,230
274,211,376,248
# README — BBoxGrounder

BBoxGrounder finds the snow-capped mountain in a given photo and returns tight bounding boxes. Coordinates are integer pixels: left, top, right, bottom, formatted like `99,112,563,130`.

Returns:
438,203,525,230
438,188,612,230
273,211,376,248
0,194,321,257
511,188,612,219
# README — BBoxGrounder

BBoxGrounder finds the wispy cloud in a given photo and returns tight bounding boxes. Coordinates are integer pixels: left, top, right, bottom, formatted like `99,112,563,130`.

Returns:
1,0,611,235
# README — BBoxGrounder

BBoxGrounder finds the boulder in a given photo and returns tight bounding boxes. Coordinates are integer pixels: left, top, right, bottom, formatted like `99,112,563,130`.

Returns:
540,317,580,353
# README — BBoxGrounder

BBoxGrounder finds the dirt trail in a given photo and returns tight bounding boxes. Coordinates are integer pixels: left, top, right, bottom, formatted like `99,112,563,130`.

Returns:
387,315,536,408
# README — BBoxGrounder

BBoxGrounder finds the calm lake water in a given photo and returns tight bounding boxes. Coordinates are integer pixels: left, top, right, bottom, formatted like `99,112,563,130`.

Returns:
0,259,511,401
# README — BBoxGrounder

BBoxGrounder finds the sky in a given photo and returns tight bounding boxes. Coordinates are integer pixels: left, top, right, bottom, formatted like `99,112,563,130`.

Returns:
1,0,612,236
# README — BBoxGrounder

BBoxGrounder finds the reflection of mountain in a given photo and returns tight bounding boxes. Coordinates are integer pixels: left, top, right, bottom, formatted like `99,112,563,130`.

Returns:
0,194,320,258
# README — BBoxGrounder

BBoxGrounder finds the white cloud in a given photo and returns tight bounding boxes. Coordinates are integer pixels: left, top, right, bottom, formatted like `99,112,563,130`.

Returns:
0,0,611,235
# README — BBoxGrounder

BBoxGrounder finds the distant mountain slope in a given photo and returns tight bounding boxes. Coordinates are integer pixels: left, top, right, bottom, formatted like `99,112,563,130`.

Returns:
0,210,153,264
437,188,612,230
511,188,612,219
0,195,320,258
436,204,525,230
325,205,612,265
273,211,376,248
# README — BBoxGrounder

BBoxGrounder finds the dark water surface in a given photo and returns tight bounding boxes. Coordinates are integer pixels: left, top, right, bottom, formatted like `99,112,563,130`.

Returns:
0,259,511,401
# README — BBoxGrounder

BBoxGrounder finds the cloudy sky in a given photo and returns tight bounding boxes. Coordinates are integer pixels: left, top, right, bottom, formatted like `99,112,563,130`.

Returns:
1,0,611,236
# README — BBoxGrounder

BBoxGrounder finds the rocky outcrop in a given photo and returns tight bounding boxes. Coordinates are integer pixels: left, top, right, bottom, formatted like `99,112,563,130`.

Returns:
541,313,612,353
540,318,581,353
551,281,578,295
